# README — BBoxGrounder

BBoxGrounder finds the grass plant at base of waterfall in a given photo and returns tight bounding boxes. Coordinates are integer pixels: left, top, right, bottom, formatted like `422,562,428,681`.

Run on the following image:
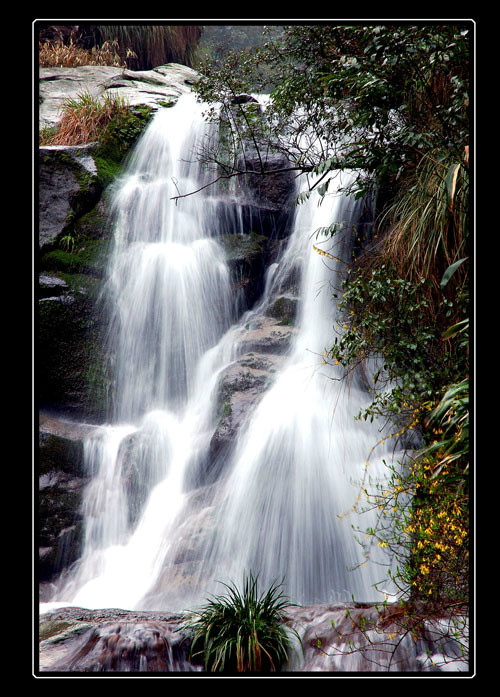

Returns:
181,573,301,672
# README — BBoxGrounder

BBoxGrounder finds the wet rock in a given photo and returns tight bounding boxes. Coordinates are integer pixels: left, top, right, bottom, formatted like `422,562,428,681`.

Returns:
38,269,110,420
38,607,200,673
238,316,297,355
39,274,69,298
217,231,271,311
208,349,284,462
236,151,296,214
265,295,298,325
284,603,469,673
231,93,260,105
38,412,98,580
37,603,468,674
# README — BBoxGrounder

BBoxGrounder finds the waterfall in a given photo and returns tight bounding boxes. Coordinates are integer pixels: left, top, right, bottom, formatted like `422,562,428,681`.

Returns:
43,93,403,614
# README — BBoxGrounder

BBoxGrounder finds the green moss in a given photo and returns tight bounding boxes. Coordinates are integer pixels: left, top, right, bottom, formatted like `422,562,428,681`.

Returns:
41,249,82,274
39,620,74,641
221,402,232,417
266,296,297,325
40,237,108,277
93,103,154,187
93,154,122,188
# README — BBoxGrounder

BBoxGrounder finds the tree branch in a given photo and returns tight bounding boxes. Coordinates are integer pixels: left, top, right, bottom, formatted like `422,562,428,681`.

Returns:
169,165,312,200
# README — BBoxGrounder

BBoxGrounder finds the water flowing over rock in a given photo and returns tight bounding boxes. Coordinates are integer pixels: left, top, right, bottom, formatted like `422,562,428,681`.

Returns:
37,85,463,675
38,604,468,673
40,92,399,615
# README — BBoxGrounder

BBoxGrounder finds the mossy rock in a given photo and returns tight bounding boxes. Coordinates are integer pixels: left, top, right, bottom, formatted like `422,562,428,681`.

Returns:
265,295,298,325
38,284,111,420
217,231,267,263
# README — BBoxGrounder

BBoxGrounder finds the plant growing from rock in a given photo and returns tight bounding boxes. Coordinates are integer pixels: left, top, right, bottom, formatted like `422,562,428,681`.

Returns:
182,572,300,672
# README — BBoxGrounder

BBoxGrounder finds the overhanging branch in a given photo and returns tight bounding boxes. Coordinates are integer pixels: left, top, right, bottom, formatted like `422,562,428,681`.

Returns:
170,164,312,201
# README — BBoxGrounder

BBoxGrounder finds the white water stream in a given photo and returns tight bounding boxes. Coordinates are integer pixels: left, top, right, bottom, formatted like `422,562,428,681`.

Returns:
42,93,402,614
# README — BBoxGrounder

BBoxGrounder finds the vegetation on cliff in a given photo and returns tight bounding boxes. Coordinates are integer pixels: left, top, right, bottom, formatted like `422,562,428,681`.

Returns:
193,22,471,667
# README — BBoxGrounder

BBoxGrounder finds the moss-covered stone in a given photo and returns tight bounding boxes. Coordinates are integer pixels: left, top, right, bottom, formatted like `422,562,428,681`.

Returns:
92,103,155,188
266,295,298,325
38,284,111,420
217,231,267,262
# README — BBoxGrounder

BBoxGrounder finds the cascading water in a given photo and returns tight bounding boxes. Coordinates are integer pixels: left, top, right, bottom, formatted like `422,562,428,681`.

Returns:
43,93,403,615
189,181,399,606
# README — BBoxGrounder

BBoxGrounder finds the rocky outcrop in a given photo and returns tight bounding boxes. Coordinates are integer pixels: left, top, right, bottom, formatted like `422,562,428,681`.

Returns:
38,269,110,419
38,66,197,418
37,603,469,673
39,143,102,249
39,63,198,129
206,316,297,469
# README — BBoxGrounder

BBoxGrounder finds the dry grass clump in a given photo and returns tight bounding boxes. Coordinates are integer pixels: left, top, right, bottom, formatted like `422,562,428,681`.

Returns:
38,25,201,71
39,91,130,146
39,38,136,68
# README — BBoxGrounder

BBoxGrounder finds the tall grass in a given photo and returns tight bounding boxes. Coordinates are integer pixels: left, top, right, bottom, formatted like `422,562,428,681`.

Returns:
38,25,202,70
92,25,202,70
377,150,469,287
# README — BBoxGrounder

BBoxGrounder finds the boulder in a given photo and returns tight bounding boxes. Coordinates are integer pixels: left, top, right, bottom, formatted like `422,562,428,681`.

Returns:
217,231,274,311
38,607,200,673
206,317,296,466
208,352,280,460
236,151,296,213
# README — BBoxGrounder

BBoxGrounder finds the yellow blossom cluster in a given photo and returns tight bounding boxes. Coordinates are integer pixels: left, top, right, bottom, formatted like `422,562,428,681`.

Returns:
312,244,341,262
403,472,468,596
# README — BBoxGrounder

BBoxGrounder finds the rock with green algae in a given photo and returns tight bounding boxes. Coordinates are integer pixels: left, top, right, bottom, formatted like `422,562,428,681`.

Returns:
39,143,102,249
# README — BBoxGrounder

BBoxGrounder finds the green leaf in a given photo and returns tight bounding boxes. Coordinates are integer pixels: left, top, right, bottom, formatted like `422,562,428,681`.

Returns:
445,162,460,206
440,257,468,289
442,318,468,340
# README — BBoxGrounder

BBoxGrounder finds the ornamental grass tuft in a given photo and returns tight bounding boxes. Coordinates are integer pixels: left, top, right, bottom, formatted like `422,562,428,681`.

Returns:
183,572,301,672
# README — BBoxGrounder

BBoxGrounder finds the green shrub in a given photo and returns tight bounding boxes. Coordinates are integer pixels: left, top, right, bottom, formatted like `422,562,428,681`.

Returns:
183,573,300,672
